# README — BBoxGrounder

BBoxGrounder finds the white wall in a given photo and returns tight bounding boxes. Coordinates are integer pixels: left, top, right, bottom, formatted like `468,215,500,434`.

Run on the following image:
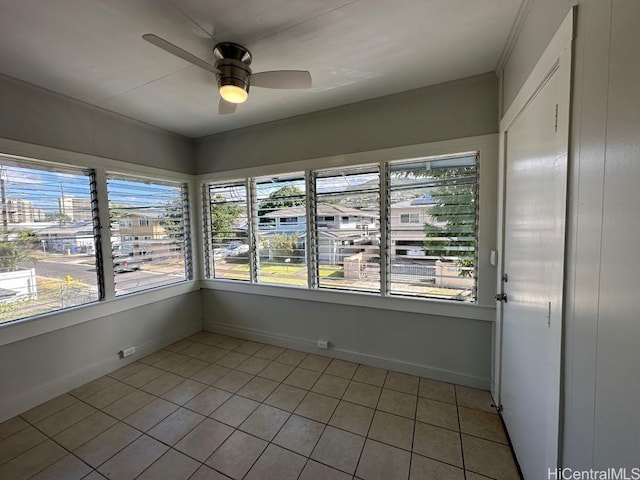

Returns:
0,74,195,174
500,0,640,469
203,289,492,388
0,75,200,422
0,291,201,422
195,73,498,173
197,74,499,389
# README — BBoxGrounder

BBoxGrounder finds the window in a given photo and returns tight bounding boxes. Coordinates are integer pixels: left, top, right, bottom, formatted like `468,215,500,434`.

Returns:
314,164,380,292
400,213,420,224
0,158,100,325
138,218,150,227
119,219,132,228
206,181,250,282
107,174,190,295
254,173,307,287
388,154,478,300
204,152,479,303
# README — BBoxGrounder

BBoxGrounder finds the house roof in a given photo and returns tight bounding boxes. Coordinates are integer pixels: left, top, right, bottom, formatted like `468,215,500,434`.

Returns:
390,195,437,208
120,211,164,219
265,203,378,218
37,222,94,235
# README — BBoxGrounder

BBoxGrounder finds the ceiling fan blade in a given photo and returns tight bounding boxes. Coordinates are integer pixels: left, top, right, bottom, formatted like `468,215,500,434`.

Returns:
142,34,220,75
218,98,237,114
250,70,312,89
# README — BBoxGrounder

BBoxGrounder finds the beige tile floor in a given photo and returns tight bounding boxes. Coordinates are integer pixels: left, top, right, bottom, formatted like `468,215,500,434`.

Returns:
0,332,521,480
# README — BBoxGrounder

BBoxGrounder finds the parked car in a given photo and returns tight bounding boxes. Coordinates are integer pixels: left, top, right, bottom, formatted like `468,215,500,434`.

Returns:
227,243,249,256
113,253,143,273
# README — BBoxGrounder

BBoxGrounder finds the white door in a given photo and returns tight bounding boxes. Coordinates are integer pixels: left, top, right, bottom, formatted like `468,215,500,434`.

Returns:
499,57,570,479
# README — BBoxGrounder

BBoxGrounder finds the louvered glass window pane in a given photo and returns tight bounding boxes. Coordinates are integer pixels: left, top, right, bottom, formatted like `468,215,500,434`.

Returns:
315,165,380,292
107,174,189,295
207,181,250,281
0,157,100,324
254,173,307,287
388,154,478,301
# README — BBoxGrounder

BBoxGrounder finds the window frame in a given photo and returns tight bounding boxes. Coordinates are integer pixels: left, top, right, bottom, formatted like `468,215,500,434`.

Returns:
106,172,193,297
199,134,498,321
0,140,199,347
399,213,420,224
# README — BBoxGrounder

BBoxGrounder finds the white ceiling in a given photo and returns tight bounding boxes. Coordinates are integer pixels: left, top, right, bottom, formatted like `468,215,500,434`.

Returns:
0,0,521,138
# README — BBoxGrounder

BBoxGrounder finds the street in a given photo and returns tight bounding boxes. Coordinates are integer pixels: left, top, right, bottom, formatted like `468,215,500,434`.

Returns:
21,256,184,295
29,260,97,284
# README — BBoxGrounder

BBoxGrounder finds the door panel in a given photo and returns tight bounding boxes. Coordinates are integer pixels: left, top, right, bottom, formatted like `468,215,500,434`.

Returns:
501,67,567,479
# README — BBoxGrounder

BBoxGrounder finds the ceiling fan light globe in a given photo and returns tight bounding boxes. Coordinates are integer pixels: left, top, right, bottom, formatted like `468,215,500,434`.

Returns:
219,84,248,104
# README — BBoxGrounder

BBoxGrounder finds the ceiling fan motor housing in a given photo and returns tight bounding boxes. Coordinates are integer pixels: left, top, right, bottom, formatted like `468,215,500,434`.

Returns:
214,42,252,93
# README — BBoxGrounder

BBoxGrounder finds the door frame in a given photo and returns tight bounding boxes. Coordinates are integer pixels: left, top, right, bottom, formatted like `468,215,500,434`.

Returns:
493,5,575,452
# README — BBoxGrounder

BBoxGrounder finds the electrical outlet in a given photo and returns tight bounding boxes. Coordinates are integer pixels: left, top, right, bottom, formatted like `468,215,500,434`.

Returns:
120,346,136,358
317,340,328,349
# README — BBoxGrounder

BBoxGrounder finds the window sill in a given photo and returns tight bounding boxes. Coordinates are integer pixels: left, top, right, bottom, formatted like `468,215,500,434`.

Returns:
0,280,200,347
200,279,495,322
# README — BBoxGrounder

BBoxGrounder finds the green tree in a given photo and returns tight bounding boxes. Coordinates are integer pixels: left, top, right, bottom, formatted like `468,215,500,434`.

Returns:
421,166,476,276
0,242,22,272
258,185,304,224
108,204,129,223
267,233,302,262
15,229,39,250
210,194,243,244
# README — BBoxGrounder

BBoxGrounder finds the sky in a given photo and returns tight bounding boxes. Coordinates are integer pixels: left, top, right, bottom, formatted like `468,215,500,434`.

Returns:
1,162,182,214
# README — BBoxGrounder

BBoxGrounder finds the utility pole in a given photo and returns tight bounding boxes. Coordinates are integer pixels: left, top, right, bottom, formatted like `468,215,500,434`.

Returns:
60,184,65,225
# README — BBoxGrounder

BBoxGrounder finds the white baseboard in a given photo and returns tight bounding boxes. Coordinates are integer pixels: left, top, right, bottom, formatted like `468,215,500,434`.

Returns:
204,320,490,390
0,319,201,423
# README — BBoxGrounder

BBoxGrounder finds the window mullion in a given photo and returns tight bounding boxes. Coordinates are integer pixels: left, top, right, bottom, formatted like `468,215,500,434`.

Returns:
305,170,318,289
181,184,193,280
248,178,260,283
202,184,213,278
380,161,389,296
94,168,115,300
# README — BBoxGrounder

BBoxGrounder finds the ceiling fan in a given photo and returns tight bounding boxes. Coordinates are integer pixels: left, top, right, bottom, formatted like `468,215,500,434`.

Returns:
142,34,312,114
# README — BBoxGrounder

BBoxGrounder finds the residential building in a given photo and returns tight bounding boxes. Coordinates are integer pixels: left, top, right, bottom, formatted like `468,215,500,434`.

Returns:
117,212,167,242
388,195,440,259
260,203,379,264
36,221,95,254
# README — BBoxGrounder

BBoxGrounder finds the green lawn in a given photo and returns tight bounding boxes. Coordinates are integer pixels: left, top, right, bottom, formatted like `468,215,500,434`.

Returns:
213,261,469,300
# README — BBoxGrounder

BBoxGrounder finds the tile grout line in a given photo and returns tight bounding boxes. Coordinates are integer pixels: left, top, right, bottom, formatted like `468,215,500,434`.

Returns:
408,375,419,480
3,332,507,480
455,383,469,479
351,367,389,479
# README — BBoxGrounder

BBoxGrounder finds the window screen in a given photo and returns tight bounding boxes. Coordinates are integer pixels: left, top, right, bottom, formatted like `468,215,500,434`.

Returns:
388,154,478,301
0,159,100,324
107,174,190,295
254,173,307,287
314,165,380,292
206,181,250,281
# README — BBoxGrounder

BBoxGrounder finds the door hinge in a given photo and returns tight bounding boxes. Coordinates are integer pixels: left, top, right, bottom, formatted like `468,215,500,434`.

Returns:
502,273,508,283
554,104,559,132
495,293,508,303
491,403,504,413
